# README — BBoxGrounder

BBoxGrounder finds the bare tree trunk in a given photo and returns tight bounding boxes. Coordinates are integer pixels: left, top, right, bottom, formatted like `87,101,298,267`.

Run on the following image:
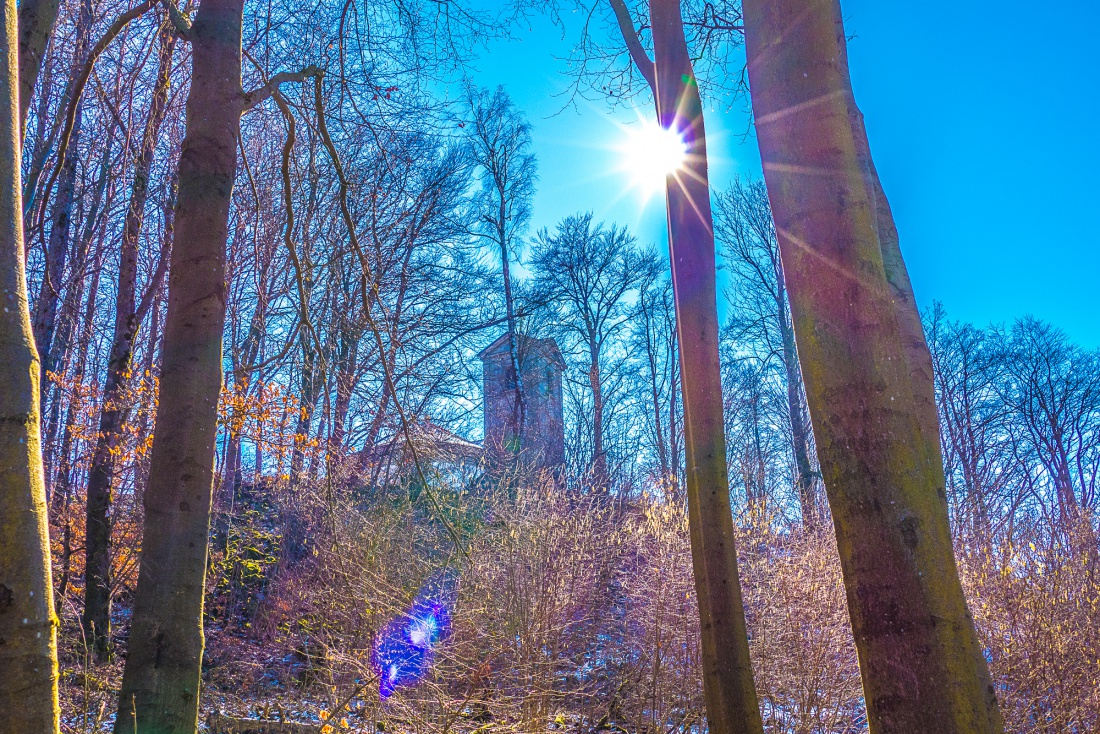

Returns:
619,1,766,730
40,256,72,492
133,280,167,494
289,343,320,480
219,395,244,500
82,21,176,662
360,320,401,467
667,323,680,496
30,0,92,399
640,297,670,479
52,219,107,515
31,106,81,392
852,110,941,448
588,345,607,483
500,225,526,448
221,248,271,496
777,300,818,526
42,133,111,498
742,1,1002,731
17,0,60,130
21,38,53,228
0,0,60,725
113,0,244,728
327,335,358,471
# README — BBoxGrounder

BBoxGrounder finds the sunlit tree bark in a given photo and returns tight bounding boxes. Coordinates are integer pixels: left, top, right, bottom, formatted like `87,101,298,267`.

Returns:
0,0,60,726
742,0,1003,731
611,0,764,730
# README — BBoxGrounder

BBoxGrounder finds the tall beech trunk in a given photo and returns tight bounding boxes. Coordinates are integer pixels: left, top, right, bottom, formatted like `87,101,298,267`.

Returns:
652,4,763,732
82,21,176,662
0,0,61,726
612,1,764,731
113,0,244,728
742,1,1002,731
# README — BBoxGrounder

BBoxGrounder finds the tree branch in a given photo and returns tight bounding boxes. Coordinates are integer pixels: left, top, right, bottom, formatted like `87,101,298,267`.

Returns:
311,73,468,559
609,0,655,92
241,65,324,111
134,177,176,326
159,0,192,39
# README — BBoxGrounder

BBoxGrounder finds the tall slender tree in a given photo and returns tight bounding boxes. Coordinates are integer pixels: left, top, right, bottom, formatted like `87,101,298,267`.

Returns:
82,17,177,662
531,213,648,484
30,0,94,406
112,0,245,727
610,2,765,730
715,178,819,526
466,86,537,455
633,271,682,496
112,0,324,723
0,0,60,727
742,0,1003,731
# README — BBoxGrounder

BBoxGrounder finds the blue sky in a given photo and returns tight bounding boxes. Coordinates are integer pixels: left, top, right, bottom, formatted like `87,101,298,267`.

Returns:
463,1,1100,347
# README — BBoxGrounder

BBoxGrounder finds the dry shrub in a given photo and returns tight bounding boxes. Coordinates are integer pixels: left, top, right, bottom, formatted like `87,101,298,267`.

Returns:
214,472,872,733
163,467,1100,733
737,522,864,733
959,524,1100,734
615,500,705,733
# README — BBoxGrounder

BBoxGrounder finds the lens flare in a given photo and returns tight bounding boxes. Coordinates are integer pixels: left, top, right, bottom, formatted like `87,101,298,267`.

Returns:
372,571,456,700
619,120,688,196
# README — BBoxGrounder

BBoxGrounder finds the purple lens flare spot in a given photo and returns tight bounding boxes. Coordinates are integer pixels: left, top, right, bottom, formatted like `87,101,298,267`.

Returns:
372,570,456,699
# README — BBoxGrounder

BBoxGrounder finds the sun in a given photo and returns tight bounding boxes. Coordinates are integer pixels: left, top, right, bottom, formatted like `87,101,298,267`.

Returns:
618,118,688,198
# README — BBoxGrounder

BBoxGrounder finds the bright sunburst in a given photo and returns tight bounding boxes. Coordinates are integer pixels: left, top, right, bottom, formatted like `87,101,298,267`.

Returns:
618,118,688,199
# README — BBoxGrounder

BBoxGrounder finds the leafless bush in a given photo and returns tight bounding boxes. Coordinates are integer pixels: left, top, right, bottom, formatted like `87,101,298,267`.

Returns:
737,521,864,734
959,522,1100,734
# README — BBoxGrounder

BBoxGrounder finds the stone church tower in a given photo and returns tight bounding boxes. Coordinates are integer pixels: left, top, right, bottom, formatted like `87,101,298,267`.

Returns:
479,333,566,469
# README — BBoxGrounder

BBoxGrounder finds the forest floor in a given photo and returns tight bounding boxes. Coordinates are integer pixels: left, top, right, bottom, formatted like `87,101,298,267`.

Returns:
58,610,365,733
